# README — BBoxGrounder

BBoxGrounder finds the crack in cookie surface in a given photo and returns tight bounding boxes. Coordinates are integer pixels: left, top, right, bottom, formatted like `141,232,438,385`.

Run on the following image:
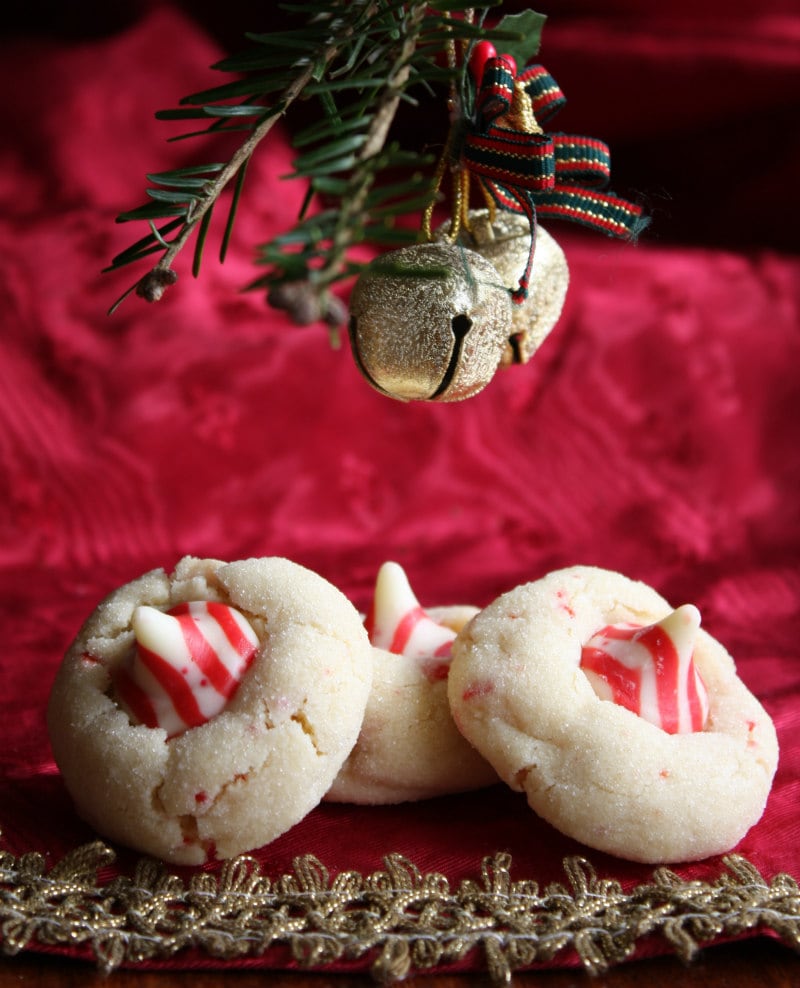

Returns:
291,707,324,756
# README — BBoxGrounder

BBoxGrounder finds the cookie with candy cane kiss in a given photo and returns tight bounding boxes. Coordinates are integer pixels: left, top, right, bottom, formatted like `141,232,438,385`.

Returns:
447,566,779,863
47,556,372,864
327,562,497,803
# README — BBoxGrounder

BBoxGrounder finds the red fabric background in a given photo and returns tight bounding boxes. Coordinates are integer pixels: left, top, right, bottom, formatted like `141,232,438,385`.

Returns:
1,1,798,972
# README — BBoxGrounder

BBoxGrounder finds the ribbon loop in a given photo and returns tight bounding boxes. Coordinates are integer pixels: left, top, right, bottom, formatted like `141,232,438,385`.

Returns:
518,65,567,124
460,59,647,303
474,57,516,129
553,134,612,187
463,130,556,193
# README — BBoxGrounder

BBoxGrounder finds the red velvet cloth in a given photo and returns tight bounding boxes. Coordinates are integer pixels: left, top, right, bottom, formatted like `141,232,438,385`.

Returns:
1,1,798,973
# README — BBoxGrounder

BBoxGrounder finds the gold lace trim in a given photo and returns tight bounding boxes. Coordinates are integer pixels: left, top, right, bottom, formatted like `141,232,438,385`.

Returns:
1,839,798,981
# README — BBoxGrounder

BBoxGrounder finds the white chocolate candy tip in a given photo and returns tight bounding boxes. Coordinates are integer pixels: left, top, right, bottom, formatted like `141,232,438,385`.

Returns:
366,561,456,661
131,604,181,654
366,561,413,650
375,561,417,623
657,604,701,648
679,602,702,625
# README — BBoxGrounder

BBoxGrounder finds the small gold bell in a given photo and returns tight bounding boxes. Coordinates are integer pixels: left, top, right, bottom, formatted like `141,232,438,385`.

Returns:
436,209,569,366
348,242,512,402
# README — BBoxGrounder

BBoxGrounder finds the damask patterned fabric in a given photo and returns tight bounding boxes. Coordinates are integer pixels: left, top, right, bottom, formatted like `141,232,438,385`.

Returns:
1,2,798,974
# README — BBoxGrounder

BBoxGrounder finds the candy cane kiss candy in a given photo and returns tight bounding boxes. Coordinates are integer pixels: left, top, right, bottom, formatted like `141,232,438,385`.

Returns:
114,601,260,738
580,604,710,735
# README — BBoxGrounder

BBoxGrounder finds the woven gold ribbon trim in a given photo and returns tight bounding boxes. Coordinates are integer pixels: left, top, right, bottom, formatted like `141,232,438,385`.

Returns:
1,839,799,981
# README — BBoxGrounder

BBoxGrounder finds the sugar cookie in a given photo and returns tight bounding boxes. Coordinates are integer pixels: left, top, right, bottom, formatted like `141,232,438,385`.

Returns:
447,566,779,863
47,556,372,864
327,562,497,803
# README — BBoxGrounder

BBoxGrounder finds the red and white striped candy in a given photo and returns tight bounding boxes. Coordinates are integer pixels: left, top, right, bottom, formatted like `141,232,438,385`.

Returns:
580,604,709,734
365,562,456,674
114,601,259,738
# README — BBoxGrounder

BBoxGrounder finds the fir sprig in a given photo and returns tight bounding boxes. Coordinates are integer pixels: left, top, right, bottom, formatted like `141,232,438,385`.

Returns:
107,1,543,325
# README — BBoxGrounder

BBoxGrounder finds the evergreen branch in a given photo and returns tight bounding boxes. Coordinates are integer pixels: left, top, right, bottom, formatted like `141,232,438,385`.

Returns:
116,98,302,304
106,1,541,323
108,1,382,311
254,0,439,316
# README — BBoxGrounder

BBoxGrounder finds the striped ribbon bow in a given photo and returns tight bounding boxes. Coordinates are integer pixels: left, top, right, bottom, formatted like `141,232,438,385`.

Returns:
461,57,648,302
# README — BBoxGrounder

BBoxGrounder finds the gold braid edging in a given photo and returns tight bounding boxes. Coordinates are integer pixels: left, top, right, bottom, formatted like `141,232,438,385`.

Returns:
1,840,799,982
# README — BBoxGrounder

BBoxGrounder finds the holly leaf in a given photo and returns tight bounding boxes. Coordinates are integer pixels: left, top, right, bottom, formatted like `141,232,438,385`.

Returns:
492,10,546,69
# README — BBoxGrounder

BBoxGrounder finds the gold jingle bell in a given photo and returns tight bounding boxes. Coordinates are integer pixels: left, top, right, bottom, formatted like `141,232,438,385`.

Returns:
348,242,512,402
436,209,569,366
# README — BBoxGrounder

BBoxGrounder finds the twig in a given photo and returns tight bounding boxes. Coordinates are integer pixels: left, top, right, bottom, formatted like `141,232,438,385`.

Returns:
316,2,429,291
125,3,379,309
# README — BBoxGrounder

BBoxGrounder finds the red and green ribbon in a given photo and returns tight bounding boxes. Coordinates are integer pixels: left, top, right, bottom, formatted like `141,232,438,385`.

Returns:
460,52,648,303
